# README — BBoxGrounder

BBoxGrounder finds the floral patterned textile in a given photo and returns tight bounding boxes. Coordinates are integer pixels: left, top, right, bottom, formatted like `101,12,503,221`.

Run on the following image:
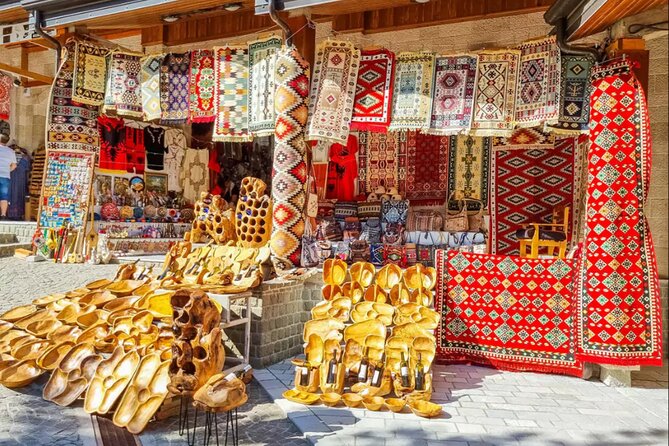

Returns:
141,55,163,121
160,53,191,124
0,74,11,120
575,60,663,366
188,50,216,123
72,41,109,105
248,36,282,136
213,46,252,142
105,52,143,118
270,46,310,273
548,55,594,134
435,250,583,376
307,40,360,144
389,52,434,131
47,43,100,153
471,50,520,137
514,36,561,128
351,49,395,132
405,132,450,204
428,54,478,135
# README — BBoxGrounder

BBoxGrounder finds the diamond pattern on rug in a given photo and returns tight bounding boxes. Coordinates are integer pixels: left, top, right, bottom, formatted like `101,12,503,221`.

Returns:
435,250,583,376
447,135,491,210
492,127,555,150
248,36,282,136
548,55,594,134
105,52,143,118
405,131,449,204
213,46,252,142
389,52,435,131
160,52,191,124
141,55,163,121
189,49,216,123
351,49,395,132
428,54,478,135
358,131,400,194
72,41,109,106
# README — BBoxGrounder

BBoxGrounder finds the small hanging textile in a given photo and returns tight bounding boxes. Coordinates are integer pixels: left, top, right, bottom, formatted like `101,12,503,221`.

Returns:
405,132,450,204
248,36,282,136
270,46,311,273
435,250,583,377
351,49,395,132
106,52,143,118
446,135,491,209
492,127,555,150
160,52,191,124
0,74,11,120
576,60,663,366
513,36,561,128
306,40,360,144
389,52,435,132
188,50,216,123
548,55,594,134
72,40,109,106
428,54,478,135
141,55,163,121
47,43,100,153
359,131,400,194
213,46,252,142
471,50,520,137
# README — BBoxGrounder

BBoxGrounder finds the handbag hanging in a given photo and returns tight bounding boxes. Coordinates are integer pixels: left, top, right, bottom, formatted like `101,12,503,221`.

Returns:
370,243,384,265
306,165,319,219
350,240,370,263
301,218,320,268
383,244,407,267
407,209,444,232
405,243,417,266
317,216,343,241
343,217,362,241
360,218,382,244
381,199,409,225
462,198,485,232
443,192,469,232
382,222,405,245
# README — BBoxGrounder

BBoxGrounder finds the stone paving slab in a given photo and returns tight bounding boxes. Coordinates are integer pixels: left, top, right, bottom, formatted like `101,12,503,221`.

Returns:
258,359,669,446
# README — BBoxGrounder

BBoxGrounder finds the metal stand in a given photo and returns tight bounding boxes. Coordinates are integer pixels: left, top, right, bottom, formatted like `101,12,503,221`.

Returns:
178,394,197,446
196,408,239,446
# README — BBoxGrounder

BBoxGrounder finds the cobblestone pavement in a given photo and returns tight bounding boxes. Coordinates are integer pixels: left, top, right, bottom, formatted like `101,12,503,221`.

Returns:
258,359,669,446
0,257,306,446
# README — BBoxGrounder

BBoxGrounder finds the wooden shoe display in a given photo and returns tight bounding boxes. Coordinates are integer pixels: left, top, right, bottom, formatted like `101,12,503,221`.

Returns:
236,177,272,248
43,343,102,406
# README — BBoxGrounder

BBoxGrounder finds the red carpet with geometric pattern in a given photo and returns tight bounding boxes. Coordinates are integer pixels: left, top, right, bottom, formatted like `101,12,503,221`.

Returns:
404,131,450,205
351,49,394,132
435,250,583,376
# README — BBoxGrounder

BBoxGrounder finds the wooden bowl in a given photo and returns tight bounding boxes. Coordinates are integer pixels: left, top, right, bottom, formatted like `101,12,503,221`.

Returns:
282,389,319,405
341,393,363,408
408,400,442,418
1,305,38,323
362,396,385,411
0,359,44,388
320,392,342,407
384,398,406,413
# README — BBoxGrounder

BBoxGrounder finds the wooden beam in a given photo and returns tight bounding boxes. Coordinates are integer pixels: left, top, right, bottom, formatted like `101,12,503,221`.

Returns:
142,25,166,47
607,38,650,94
332,0,554,34
0,62,53,86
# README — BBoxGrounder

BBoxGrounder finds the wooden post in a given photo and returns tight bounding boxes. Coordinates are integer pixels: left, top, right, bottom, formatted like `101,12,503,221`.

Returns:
606,38,650,94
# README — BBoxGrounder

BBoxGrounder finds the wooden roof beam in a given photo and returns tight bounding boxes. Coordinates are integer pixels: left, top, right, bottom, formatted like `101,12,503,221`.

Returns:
0,61,53,85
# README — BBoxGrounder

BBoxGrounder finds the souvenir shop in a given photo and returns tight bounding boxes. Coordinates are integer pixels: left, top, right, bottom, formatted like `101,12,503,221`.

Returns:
0,0,662,439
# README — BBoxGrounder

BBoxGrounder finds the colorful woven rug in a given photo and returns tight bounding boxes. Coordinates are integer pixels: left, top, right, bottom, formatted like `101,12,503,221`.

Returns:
106,52,143,118
351,49,395,132
358,131,400,194
490,140,575,255
248,36,282,136
389,52,435,131
492,127,555,150
160,52,190,124
72,41,109,106
141,55,163,121
307,40,360,144
188,50,216,123
0,74,10,120
435,250,583,376
405,132,449,204
575,60,663,366
47,43,100,152
446,135,491,209
548,55,593,135
514,36,561,128
270,46,310,273
213,46,252,142
428,54,478,135
471,50,520,137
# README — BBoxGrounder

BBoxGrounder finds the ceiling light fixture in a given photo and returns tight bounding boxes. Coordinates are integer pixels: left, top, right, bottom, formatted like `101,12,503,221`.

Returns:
224,2,243,12
413,0,430,3
162,15,179,23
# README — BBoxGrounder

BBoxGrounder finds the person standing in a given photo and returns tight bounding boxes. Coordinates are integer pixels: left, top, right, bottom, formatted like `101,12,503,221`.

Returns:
0,134,17,220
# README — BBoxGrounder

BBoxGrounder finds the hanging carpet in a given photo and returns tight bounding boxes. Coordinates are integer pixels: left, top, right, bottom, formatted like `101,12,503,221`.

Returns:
490,138,576,256
428,54,478,135
388,52,434,132
0,75,11,120
358,131,400,194
307,40,360,144
105,52,143,118
405,132,450,204
351,49,395,132
160,52,191,124
435,250,583,376
548,55,594,135
141,55,163,121
213,46,252,142
471,50,520,137
72,40,109,106
446,135,491,210
188,50,216,123
270,46,310,273
492,127,555,150
514,36,561,128
248,36,282,136
576,60,663,366
47,43,100,153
